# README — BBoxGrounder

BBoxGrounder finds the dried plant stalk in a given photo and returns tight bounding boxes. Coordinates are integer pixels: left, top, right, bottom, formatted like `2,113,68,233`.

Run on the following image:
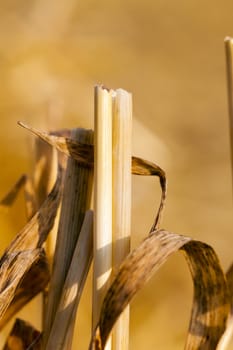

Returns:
220,36,233,349
112,89,132,350
43,128,93,348
46,210,93,349
93,86,113,350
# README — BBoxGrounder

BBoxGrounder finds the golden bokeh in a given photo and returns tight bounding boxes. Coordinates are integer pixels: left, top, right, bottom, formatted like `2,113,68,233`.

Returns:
0,1,233,349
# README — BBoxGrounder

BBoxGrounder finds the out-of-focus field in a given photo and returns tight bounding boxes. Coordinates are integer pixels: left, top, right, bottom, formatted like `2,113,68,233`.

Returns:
0,1,233,349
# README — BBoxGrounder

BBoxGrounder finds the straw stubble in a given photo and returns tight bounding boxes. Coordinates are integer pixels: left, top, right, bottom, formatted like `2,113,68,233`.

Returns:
93,86,113,350
43,128,93,348
112,89,132,350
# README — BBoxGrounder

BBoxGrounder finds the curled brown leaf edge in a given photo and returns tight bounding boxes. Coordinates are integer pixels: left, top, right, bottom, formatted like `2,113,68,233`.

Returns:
89,231,231,350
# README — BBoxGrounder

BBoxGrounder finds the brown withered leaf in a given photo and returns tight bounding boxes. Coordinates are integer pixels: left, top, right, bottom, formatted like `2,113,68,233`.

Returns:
18,121,94,167
0,249,49,330
0,164,63,328
0,248,49,329
89,230,230,350
182,242,230,349
131,156,166,231
3,318,41,350
18,122,167,230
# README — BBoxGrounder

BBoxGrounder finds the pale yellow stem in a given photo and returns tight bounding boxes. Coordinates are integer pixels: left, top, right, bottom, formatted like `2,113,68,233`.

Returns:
93,86,114,350
112,89,132,350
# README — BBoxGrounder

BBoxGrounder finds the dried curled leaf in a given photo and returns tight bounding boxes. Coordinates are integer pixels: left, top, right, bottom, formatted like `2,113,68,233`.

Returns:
131,156,166,230
0,248,49,329
0,165,63,328
18,122,167,229
89,230,230,350
182,242,230,349
18,121,94,167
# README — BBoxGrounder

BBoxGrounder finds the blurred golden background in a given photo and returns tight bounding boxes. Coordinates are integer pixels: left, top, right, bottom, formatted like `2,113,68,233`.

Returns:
0,0,233,349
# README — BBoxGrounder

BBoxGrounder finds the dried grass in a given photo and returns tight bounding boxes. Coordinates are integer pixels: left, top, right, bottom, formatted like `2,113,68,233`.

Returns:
0,63,232,350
